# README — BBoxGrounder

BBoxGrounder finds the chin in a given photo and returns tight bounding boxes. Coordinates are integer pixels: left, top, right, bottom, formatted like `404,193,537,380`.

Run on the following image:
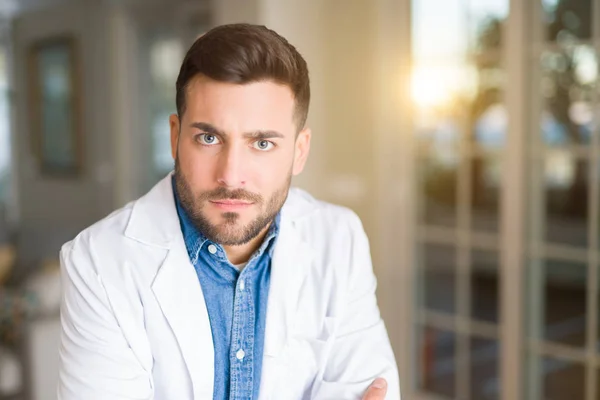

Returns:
215,212,252,225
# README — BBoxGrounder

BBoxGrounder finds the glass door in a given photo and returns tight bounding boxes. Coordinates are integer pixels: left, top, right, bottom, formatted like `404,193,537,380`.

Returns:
411,0,507,399
409,1,600,399
525,0,600,399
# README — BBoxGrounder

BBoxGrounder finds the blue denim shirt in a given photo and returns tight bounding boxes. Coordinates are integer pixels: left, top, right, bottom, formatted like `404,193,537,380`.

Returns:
173,183,278,400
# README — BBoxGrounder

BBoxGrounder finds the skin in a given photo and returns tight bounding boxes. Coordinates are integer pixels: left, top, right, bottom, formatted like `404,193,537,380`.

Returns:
363,378,388,400
170,75,310,265
170,74,387,399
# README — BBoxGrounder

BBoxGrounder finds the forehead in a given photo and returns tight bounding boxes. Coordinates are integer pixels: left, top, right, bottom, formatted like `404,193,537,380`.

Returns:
183,75,296,134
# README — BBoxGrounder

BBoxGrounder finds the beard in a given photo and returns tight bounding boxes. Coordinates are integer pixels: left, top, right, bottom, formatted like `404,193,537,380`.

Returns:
174,158,291,246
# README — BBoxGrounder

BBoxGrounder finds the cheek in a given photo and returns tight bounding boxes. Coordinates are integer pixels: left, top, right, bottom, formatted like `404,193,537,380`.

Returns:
255,151,291,174
252,155,293,193
178,147,215,184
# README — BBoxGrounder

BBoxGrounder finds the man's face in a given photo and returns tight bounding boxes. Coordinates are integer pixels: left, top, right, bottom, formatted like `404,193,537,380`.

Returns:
170,75,311,246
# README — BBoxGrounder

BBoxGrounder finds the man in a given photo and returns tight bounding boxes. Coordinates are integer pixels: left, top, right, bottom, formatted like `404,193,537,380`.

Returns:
58,23,400,400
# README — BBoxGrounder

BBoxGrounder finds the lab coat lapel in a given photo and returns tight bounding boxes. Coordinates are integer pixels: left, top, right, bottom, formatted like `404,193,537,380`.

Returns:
260,216,313,397
131,175,214,398
151,237,215,399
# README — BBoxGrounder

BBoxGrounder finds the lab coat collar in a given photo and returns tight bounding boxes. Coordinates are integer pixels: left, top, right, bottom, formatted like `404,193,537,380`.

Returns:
124,173,318,397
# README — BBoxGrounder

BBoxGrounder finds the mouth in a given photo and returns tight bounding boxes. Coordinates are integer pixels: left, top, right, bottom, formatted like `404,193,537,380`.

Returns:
209,199,254,211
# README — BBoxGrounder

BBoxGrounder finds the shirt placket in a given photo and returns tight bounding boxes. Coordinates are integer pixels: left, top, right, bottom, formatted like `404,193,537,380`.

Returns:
230,269,255,400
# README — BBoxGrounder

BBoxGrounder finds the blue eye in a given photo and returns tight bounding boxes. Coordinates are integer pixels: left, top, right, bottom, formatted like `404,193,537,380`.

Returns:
253,140,274,151
198,134,221,145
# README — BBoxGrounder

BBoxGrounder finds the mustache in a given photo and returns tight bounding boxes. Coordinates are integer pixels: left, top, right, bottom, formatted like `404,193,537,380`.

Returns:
174,158,262,204
202,187,263,203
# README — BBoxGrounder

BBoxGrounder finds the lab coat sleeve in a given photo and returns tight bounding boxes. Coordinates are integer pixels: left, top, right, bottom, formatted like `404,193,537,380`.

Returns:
57,241,153,400
311,212,401,400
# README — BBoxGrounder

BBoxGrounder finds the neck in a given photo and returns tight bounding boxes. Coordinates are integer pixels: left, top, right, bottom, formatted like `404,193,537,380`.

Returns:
223,223,272,265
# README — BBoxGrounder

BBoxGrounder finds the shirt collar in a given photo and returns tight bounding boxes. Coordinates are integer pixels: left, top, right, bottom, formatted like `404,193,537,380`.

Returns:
171,177,280,264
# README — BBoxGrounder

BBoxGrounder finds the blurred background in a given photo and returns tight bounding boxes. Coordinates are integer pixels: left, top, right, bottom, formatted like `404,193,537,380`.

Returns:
0,0,597,399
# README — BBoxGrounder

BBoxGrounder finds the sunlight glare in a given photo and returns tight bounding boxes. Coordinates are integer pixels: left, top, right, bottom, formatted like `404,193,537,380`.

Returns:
411,64,472,110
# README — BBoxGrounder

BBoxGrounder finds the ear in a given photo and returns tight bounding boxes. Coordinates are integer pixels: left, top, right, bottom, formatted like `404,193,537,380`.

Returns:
292,127,311,176
169,113,180,160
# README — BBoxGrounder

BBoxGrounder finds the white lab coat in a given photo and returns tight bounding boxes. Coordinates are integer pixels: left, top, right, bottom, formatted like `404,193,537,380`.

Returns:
58,175,401,400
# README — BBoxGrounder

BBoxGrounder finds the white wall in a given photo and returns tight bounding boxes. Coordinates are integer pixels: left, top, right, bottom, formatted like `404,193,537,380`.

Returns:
12,0,115,267
27,317,61,400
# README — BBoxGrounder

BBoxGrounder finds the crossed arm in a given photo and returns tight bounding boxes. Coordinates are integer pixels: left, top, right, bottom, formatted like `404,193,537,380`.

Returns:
309,212,401,400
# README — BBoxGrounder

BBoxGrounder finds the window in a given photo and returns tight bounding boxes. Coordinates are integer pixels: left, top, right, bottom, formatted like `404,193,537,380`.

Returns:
525,1,600,399
148,36,183,178
412,0,508,398
139,10,209,191
410,0,600,399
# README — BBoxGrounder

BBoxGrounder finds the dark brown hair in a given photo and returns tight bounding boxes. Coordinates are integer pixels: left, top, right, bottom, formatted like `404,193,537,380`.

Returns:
176,23,310,130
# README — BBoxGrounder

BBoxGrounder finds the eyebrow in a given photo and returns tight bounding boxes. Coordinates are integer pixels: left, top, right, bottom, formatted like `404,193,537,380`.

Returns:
189,122,285,140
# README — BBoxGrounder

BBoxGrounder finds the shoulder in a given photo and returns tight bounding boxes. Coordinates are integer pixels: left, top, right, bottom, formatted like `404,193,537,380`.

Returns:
60,202,136,270
284,187,366,240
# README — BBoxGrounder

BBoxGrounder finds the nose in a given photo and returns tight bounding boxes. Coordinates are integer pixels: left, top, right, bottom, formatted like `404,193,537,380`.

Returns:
216,144,246,187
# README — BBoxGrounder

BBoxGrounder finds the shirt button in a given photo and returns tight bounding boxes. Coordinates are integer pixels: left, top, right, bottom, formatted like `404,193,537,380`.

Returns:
207,244,217,254
239,280,245,291
236,349,245,361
